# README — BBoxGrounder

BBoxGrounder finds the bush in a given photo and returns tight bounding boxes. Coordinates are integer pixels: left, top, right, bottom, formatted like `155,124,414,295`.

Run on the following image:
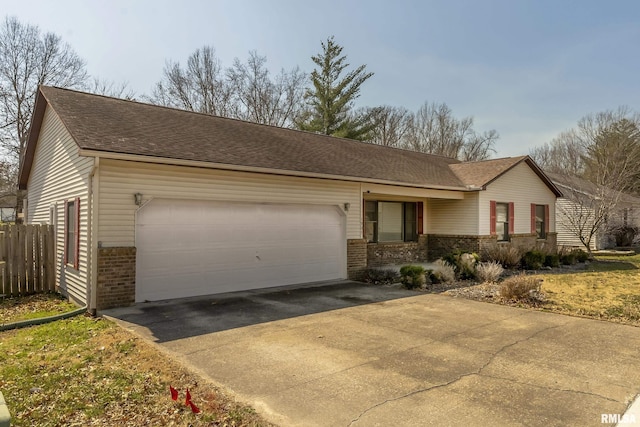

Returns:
399,265,427,289
443,251,479,279
573,249,589,263
544,254,560,268
429,259,456,284
476,261,504,283
362,268,399,285
481,245,522,269
522,250,546,270
560,251,577,265
499,274,543,301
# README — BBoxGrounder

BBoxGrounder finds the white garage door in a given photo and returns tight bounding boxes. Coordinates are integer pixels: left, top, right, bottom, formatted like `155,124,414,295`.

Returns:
135,199,346,302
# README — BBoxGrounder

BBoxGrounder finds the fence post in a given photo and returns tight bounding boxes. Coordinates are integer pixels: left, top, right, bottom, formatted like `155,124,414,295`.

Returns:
47,225,56,292
0,230,4,297
17,225,26,295
26,225,34,294
9,225,17,297
34,225,41,292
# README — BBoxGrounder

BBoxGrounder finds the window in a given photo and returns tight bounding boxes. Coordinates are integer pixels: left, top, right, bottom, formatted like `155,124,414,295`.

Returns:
490,201,513,241
365,201,419,243
532,204,549,239
64,198,80,269
496,203,509,241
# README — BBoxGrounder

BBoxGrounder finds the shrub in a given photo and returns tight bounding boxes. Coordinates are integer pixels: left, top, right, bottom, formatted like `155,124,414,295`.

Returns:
429,259,456,284
573,249,589,263
499,273,543,301
544,254,560,268
476,261,504,283
362,268,399,285
560,251,577,265
481,245,522,269
399,265,427,289
522,250,546,270
443,251,479,279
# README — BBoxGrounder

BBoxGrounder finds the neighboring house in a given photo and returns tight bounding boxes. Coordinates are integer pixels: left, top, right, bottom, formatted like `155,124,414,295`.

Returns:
548,172,640,250
19,86,561,311
0,196,16,222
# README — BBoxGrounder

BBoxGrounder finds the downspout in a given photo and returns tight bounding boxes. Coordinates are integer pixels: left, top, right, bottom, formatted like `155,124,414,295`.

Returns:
88,157,100,315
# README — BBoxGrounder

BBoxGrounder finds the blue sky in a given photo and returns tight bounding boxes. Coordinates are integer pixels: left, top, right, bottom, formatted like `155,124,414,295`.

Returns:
4,0,640,156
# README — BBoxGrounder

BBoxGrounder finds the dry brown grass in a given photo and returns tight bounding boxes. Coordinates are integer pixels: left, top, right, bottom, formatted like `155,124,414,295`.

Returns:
0,316,271,426
0,293,77,324
539,253,640,325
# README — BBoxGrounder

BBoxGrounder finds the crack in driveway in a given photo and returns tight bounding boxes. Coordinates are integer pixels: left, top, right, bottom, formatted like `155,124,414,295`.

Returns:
347,322,574,426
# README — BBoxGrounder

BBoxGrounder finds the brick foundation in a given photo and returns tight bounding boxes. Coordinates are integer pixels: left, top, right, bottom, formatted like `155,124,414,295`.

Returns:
428,233,558,260
347,239,367,280
96,247,136,310
366,235,428,267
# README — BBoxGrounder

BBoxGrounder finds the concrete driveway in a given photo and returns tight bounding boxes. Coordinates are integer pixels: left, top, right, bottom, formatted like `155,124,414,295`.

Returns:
104,281,640,426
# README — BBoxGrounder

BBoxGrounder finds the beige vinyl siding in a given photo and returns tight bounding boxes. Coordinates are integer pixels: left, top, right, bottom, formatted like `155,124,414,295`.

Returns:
26,106,93,305
97,159,362,246
556,198,597,250
427,192,479,235
479,163,557,235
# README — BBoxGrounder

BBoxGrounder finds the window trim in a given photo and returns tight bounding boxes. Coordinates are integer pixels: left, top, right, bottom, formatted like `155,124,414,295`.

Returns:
532,203,549,240
64,198,80,269
491,200,513,242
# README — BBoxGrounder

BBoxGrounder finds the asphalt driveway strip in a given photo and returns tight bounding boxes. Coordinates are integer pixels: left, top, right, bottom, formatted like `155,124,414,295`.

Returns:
103,281,640,426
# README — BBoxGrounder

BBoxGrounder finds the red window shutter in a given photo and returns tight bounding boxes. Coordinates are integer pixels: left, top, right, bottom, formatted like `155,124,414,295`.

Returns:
75,198,80,269
489,200,496,235
63,200,68,265
544,204,550,234
417,202,424,234
531,204,536,234
508,202,515,235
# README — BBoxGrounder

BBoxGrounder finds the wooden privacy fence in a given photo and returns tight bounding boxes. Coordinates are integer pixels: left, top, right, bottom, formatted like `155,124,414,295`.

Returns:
0,224,56,297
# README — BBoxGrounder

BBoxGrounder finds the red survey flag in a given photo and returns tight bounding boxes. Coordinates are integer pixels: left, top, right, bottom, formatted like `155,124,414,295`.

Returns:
170,385,179,401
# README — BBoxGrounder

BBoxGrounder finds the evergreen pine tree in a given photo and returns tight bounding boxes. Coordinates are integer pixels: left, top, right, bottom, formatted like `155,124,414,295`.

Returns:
297,36,374,140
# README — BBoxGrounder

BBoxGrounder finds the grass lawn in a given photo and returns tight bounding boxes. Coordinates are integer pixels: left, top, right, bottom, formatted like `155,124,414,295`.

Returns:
539,253,640,325
0,314,270,426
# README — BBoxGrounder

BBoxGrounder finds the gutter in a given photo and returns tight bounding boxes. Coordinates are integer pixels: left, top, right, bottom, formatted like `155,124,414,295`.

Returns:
88,157,100,315
77,149,474,193
0,306,87,332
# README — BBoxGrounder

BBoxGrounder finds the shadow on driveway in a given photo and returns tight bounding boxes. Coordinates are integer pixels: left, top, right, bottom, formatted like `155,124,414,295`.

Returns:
102,280,418,343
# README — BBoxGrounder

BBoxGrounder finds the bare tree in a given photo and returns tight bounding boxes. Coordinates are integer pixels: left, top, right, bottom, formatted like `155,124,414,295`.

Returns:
402,102,497,160
554,175,624,252
364,105,410,147
227,51,306,127
88,77,135,100
0,16,87,164
544,107,640,252
151,46,236,117
529,134,585,176
460,129,499,161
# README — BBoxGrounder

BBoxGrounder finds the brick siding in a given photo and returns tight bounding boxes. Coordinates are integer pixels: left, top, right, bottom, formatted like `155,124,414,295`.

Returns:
96,247,136,310
347,239,367,280
429,233,558,260
366,235,428,267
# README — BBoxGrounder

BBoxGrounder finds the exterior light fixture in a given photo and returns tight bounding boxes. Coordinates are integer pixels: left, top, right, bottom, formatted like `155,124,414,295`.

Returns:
134,193,143,206
344,202,350,212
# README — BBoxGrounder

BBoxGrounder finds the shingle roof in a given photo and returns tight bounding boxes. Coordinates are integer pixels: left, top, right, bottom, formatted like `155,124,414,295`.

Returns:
20,86,561,197
546,171,640,206
451,156,562,196
450,156,527,187
20,86,466,190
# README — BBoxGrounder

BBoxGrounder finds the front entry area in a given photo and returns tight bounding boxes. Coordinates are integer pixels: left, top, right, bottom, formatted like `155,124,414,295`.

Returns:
135,199,346,302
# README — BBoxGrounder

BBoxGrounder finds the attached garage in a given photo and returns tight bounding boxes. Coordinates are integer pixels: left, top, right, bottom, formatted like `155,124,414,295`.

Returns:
135,199,346,302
